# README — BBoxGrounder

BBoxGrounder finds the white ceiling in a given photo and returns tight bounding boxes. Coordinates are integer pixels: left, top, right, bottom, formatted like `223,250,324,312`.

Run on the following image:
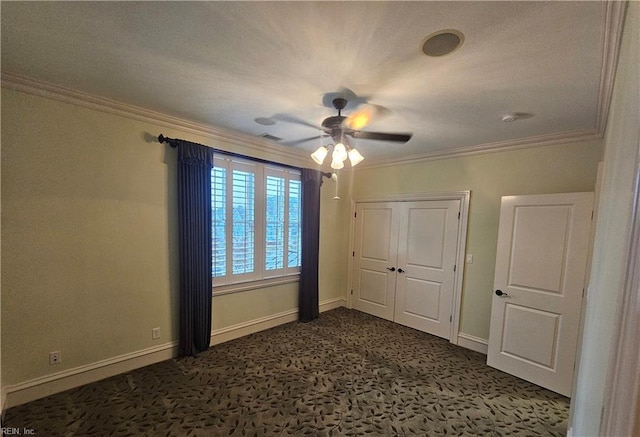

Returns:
1,2,618,166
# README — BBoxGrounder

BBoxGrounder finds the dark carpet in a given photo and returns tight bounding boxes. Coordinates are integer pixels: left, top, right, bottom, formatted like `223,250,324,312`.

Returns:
3,308,569,436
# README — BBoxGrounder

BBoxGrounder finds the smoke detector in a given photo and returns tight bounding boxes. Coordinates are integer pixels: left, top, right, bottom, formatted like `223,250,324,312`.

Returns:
501,113,520,123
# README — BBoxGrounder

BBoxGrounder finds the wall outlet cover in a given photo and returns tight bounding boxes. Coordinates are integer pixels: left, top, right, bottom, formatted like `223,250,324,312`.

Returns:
49,351,61,365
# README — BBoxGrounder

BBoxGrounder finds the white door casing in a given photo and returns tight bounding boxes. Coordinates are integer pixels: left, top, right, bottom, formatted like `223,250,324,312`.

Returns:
394,200,460,338
487,192,594,397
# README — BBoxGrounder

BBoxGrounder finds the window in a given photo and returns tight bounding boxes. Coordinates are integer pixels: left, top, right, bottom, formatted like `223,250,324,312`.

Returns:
212,156,301,286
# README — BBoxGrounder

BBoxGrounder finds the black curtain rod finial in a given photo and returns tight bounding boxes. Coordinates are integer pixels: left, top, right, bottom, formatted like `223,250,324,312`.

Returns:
158,133,178,148
157,133,304,171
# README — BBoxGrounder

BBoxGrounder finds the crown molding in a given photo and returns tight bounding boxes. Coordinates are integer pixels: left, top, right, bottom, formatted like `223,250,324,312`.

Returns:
358,128,602,170
358,1,624,170
3,0,623,172
595,1,627,136
0,72,310,167
0,71,606,171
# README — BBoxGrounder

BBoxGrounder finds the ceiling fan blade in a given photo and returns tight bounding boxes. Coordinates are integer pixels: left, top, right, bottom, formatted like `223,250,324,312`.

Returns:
282,134,329,147
271,113,322,130
322,87,366,109
351,131,413,143
343,104,391,130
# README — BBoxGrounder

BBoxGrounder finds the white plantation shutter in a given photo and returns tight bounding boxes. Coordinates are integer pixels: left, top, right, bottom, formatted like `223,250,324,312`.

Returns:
211,156,300,286
288,179,302,268
212,166,226,278
231,168,255,275
265,175,285,271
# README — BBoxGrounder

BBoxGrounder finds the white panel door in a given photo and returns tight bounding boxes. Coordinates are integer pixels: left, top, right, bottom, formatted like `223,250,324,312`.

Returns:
394,200,460,339
352,203,400,320
487,192,593,396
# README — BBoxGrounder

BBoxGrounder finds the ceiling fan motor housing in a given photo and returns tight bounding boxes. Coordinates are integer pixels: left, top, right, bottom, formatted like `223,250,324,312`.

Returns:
317,96,412,144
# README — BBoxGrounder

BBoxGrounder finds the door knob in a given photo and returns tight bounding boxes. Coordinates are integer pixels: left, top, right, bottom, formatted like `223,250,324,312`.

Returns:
386,267,396,272
495,289,509,297
398,268,405,273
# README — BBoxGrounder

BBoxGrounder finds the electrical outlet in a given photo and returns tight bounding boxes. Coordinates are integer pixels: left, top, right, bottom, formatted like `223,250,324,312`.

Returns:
49,351,61,365
152,327,161,340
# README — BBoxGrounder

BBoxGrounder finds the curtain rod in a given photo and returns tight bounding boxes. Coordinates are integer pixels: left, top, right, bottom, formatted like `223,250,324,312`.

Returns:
158,134,331,180
158,134,307,171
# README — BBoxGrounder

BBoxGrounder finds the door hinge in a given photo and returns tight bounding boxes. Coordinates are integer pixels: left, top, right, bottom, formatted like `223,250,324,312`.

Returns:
351,289,354,295
458,211,461,219
591,210,594,220
453,264,457,272
352,251,355,257
354,211,357,218
450,315,452,322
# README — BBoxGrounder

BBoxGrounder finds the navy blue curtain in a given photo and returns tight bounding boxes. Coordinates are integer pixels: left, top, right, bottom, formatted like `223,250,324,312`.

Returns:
177,141,214,356
299,169,324,322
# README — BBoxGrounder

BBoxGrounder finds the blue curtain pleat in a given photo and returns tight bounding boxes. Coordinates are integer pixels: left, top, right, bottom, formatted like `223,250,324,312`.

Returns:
299,168,323,322
177,141,214,356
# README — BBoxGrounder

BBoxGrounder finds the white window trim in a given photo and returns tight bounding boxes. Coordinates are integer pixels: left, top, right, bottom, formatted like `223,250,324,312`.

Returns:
212,274,300,297
212,156,301,288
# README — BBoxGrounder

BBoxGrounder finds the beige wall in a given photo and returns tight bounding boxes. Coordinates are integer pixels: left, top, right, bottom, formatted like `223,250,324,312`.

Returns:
0,87,344,388
2,89,174,385
351,141,603,339
0,63,612,406
571,1,639,434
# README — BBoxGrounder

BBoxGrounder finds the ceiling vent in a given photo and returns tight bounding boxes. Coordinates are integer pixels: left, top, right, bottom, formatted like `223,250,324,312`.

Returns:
254,117,275,126
258,133,282,142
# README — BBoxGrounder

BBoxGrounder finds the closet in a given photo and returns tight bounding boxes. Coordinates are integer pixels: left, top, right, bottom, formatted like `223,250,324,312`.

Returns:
351,199,461,339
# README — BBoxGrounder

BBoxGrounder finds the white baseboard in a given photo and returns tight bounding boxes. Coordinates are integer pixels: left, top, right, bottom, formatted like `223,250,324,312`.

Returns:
4,298,347,409
210,308,299,345
210,297,347,345
4,342,178,409
457,332,489,355
320,297,347,312
1,386,6,423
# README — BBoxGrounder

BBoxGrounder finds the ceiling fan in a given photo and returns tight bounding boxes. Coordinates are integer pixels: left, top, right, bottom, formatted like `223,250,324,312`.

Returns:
282,97,413,169
321,97,412,143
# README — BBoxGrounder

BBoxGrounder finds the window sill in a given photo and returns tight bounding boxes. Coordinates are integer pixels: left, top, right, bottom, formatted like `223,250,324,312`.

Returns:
212,275,300,297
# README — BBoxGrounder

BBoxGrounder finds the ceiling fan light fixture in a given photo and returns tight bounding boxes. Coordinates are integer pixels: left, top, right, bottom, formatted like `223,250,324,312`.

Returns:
330,157,345,170
333,143,348,162
348,148,365,167
311,146,328,165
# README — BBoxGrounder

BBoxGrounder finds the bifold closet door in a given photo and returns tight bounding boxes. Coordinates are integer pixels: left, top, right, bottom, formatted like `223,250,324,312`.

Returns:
393,200,460,339
352,202,400,320
352,199,460,339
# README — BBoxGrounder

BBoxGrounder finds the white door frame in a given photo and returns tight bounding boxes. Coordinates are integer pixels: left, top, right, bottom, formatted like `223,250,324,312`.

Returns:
347,191,470,343
600,157,640,435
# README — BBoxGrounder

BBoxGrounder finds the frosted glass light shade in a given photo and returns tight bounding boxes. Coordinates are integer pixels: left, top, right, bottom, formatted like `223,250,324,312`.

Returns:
332,143,347,162
348,148,365,166
330,157,345,169
311,146,328,165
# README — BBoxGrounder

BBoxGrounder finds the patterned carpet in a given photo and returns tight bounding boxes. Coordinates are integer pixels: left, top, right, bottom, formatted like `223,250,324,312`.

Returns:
4,308,569,436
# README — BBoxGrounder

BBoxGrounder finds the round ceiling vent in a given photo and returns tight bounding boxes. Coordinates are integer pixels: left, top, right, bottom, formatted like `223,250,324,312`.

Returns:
421,29,465,57
254,117,275,126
